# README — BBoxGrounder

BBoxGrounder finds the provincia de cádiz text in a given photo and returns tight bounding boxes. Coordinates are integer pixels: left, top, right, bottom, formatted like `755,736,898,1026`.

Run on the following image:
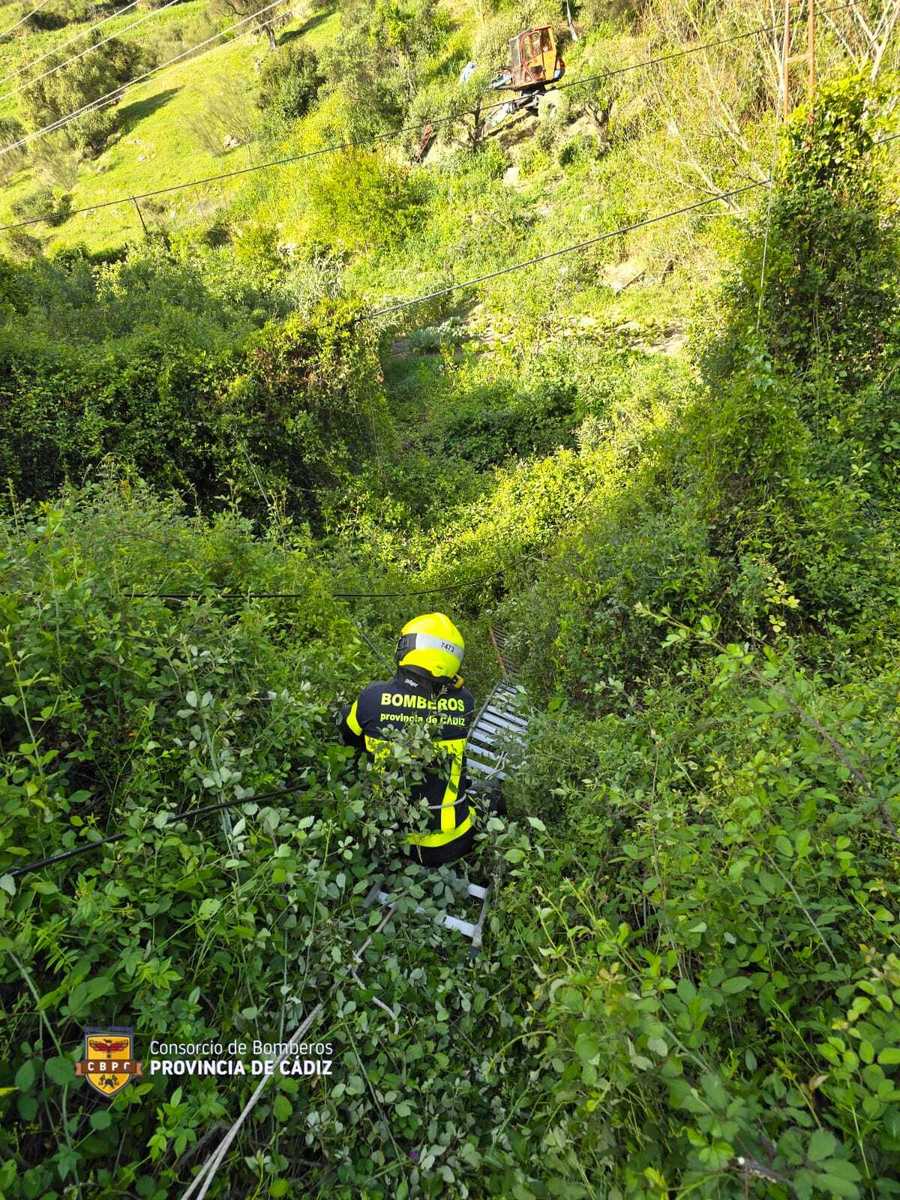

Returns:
147,1040,334,1077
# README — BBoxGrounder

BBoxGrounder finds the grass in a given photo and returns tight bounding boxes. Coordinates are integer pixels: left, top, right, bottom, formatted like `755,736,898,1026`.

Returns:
0,5,340,252
0,0,210,121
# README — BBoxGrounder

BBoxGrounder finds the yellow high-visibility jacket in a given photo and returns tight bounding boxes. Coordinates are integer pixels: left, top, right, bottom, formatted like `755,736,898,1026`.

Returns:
340,668,476,865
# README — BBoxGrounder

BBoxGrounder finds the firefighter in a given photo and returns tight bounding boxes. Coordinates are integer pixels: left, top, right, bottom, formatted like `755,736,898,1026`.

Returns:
340,613,476,867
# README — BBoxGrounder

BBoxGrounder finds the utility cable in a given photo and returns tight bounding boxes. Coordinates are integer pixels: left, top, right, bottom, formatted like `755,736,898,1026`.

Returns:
363,179,768,320
6,781,310,878
0,0,140,90
0,0,52,41
0,0,183,106
0,0,290,157
181,901,398,1200
0,0,859,226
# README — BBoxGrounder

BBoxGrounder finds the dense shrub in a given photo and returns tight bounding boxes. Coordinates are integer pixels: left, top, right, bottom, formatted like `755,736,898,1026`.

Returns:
0,488,537,1200
321,0,452,138
304,151,428,252
0,277,392,525
11,185,72,227
498,627,900,1196
257,44,325,123
19,31,142,156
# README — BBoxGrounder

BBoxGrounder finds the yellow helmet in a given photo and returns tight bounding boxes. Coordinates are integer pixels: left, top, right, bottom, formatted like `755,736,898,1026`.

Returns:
396,612,465,682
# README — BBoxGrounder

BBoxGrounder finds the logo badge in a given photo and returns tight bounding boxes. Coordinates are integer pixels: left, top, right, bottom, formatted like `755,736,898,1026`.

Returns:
75,1027,142,1099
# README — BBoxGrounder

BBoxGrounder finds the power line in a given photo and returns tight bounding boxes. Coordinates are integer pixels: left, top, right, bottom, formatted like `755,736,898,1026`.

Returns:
0,0,183,106
0,0,858,227
354,130,894,322
0,0,290,158
0,0,139,90
6,782,310,879
364,181,769,320
0,0,53,41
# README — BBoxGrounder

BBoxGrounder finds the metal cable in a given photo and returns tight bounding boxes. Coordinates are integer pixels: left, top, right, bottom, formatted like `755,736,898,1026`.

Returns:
0,0,291,158
6,781,310,878
0,0,140,90
0,0,859,228
0,0,182,106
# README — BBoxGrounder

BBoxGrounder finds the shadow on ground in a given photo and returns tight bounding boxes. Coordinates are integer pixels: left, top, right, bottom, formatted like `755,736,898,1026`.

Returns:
279,5,335,45
117,87,181,133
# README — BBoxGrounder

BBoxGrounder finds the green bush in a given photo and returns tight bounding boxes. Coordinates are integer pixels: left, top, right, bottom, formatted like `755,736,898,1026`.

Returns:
498,628,900,1195
0,281,392,525
257,44,325,123
305,151,428,252
19,31,142,156
11,186,72,228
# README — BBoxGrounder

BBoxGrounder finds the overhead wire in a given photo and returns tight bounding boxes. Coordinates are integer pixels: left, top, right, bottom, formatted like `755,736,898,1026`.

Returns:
0,0,183,106
0,0,53,41
0,0,140,90
0,0,860,228
0,0,291,157
6,781,313,878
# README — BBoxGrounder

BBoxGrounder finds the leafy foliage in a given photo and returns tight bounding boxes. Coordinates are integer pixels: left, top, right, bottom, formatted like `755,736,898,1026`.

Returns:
0,1,898,1196
257,44,326,125
18,30,143,156
0,255,391,524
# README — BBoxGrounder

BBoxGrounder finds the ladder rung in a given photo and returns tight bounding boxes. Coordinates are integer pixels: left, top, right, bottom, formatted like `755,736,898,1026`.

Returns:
467,743,505,763
477,714,527,736
466,760,508,780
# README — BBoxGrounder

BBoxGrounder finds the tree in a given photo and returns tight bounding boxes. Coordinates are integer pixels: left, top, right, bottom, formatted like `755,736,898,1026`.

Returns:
321,0,451,138
209,0,289,50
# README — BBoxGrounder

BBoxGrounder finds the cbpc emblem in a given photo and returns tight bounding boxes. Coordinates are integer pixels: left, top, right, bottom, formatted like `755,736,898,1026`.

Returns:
74,1027,143,1099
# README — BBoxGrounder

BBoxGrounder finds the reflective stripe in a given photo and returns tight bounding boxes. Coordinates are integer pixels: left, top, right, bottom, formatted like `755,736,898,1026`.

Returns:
408,809,474,848
401,632,464,663
362,732,468,839
436,735,463,832
346,700,362,736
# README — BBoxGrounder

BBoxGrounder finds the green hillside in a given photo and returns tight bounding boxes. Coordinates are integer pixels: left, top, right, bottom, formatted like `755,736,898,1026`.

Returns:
0,0,899,1197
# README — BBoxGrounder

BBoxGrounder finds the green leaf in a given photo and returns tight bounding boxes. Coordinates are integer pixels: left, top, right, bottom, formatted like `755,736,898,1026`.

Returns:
877,1048,900,1066
45,1056,75,1086
808,1129,838,1162
722,976,753,994
0,875,15,897
575,1035,599,1064
197,898,222,921
67,976,114,1019
273,1094,291,1122
56,1144,81,1181
701,1072,727,1111
14,1059,36,1092
90,1109,112,1131
816,1173,859,1199
676,979,696,1004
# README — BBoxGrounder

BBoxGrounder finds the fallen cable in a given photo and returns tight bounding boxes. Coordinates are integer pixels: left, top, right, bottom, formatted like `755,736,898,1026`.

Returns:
181,902,398,1200
6,782,309,879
